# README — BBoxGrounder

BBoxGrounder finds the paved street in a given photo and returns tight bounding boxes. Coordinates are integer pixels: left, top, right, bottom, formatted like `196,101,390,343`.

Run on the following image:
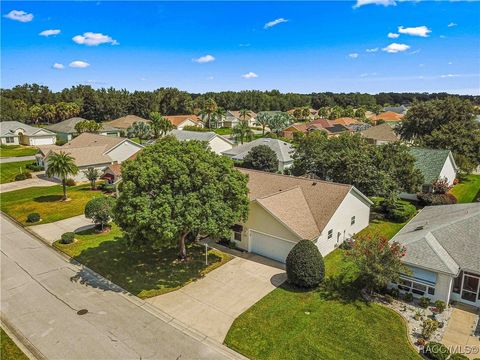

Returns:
0,214,240,360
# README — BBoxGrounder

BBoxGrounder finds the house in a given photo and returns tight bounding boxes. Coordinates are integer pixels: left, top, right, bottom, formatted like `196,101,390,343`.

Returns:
360,123,400,145
101,163,122,184
307,120,350,137
222,138,295,171
330,117,360,127
287,108,318,121
231,169,372,262
0,121,56,146
370,111,404,124
46,117,122,142
106,115,150,130
38,133,143,182
389,203,480,307
282,123,309,140
164,115,203,130
163,129,233,154
222,111,257,128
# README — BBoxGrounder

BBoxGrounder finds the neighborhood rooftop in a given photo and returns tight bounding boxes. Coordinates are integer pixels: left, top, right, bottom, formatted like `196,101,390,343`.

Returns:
409,147,455,184
222,138,294,162
106,115,150,129
167,129,222,142
0,121,51,137
360,123,399,142
46,117,120,134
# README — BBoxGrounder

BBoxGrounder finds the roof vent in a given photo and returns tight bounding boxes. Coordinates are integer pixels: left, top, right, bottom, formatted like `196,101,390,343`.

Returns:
414,221,428,231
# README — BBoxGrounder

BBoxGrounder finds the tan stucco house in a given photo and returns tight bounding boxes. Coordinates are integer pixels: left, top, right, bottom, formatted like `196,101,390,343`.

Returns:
0,121,56,146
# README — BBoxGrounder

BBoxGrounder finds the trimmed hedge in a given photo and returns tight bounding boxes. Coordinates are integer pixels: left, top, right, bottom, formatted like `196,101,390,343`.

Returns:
423,342,450,360
14,172,32,181
417,193,457,206
380,198,416,223
61,232,75,244
286,240,325,288
26,213,41,223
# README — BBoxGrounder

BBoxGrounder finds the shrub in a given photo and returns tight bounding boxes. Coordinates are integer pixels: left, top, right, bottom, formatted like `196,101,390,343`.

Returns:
56,139,67,146
26,162,44,171
434,300,446,313
390,288,400,299
102,184,115,193
26,213,41,223
286,240,325,288
60,232,75,244
182,125,209,132
417,193,457,206
14,172,32,181
449,354,469,360
422,319,439,339
432,178,451,194
384,294,394,304
423,342,450,360
419,297,431,308
85,197,116,230
404,292,413,302
66,178,76,186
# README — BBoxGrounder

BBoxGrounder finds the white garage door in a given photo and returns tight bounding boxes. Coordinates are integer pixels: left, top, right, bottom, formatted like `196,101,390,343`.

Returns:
249,230,295,263
30,137,55,145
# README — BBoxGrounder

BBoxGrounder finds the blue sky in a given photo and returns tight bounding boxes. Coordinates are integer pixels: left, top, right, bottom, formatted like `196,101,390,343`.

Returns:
2,1,479,94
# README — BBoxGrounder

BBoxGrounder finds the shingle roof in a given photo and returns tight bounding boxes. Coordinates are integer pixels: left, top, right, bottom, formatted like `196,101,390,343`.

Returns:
372,111,404,122
222,138,294,162
227,111,257,121
65,132,125,149
167,129,218,142
391,203,480,275
360,123,400,142
409,147,453,184
106,115,150,129
45,117,120,134
331,117,360,126
165,115,201,126
0,121,55,137
239,169,369,240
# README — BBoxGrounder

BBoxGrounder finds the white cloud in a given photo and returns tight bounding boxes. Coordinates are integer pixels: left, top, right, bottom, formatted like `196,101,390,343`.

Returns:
4,10,33,22
242,72,258,79
52,63,64,70
193,54,215,63
382,43,411,53
264,18,288,29
348,53,359,59
69,61,90,68
39,29,61,37
440,74,459,78
354,0,396,8
398,25,431,37
388,32,400,39
72,32,118,46
448,22,457,27
366,48,379,52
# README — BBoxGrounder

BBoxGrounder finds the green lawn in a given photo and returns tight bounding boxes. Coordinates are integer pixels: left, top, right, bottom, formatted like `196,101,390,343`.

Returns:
0,184,103,225
53,224,232,298
224,250,420,360
1,328,29,360
0,161,33,184
0,145,38,158
213,128,233,135
450,174,480,203
355,218,409,240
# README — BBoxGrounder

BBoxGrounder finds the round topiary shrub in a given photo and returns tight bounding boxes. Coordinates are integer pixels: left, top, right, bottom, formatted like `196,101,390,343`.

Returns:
286,240,325,288
423,342,450,360
449,353,469,360
66,178,76,186
27,213,41,223
61,232,75,244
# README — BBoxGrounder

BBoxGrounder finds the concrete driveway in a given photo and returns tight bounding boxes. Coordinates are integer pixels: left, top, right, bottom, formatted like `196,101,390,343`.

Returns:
0,174,59,193
147,249,286,342
28,215,95,244
0,155,36,163
442,304,480,359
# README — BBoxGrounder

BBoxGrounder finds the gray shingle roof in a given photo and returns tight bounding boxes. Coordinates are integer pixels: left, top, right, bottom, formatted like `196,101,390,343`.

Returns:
409,147,454,184
0,121,55,137
167,129,218,142
46,117,120,134
391,203,480,275
222,138,294,163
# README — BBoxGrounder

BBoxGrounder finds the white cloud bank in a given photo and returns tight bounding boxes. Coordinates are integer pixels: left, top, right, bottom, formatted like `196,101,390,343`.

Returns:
242,72,258,79
40,29,61,37
73,32,118,46
4,10,33,22
193,55,215,63
398,25,431,37
448,22,457,28
52,63,64,70
354,0,395,8
382,43,411,53
264,18,288,29
69,61,90,68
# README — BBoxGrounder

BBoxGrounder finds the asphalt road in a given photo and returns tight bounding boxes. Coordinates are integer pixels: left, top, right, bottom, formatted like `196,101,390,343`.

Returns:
0,214,235,360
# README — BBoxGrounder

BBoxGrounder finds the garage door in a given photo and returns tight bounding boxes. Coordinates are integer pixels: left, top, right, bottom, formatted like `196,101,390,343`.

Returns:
249,230,296,263
30,137,55,145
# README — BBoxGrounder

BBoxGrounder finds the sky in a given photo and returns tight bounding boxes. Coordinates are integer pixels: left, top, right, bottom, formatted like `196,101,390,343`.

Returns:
2,1,480,94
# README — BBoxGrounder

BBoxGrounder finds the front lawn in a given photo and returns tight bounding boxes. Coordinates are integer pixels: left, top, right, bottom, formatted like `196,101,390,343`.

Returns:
54,224,232,298
0,145,38,158
213,128,232,135
450,174,480,203
1,328,29,360
224,250,420,360
0,161,33,184
0,184,103,225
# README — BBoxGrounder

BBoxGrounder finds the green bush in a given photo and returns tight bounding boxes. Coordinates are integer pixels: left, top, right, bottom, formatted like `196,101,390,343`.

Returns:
390,288,400,299
434,300,446,313
26,162,44,172
423,342,450,360
419,296,430,308
384,294,394,304
66,178,76,186
449,353,469,360
14,172,32,181
60,232,75,244
418,193,457,206
286,240,325,288
381,198,416,223
182,125,209,132
404,292,413,302
421,319,439,339
26,212,41,223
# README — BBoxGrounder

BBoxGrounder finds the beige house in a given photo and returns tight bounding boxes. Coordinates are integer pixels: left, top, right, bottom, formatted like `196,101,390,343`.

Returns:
0,121,56,146
164,115,203,130
106,115,150,130
231,169,372,262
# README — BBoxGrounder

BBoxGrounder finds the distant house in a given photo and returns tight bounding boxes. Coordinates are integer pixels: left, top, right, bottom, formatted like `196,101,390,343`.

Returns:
282,123,309,140
161,129,233,154
222,138,295,171
330,117,360,127
370,111,404,124
37,133,143,182
231,169,372,262
164,115,203,130
221,111,257,128
106,115,150,130
0,121,56,146
287,108,318,121
383,105,407,115
46,117,121,142
360,123,400,145
389,203,480,307
307,119,350,137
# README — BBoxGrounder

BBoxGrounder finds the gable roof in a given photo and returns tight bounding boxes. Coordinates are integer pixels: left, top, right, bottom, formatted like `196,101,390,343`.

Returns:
64,132,125,150
360,123,400,142
166,129,226,142
391,203,480,275
409,147,454,184
46,117,120,134
222,138,294,162
331,117,360,126
164,115,201,127
373,111,404,122
107,115,150,129
239,168,370,240
0,121,55,137
227,111,257,121
283,123,309,133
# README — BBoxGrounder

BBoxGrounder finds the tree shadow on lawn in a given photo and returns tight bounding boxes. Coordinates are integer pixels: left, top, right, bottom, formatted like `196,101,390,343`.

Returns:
69,237,222,298
33,194,63,203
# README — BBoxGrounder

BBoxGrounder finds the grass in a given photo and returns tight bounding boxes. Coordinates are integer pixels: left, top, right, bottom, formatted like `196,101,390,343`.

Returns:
0,161,33,184
213,128,233,135
450,174,480,203
0,184,103,225
54,224,232,298
1,328,29,360
355,218,409,240
0,145,38,158
224,250,420,360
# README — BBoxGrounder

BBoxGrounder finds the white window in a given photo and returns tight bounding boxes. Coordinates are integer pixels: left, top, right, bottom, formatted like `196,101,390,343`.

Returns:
5,137,15,144
397,277,435,296
351,216,356,225
327,229,333,239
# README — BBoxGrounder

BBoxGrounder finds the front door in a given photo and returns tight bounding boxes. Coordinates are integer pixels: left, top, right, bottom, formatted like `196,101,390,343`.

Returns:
461,273,479,303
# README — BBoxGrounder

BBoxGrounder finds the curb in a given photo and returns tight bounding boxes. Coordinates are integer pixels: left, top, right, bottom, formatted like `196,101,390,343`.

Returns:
1,316,46,360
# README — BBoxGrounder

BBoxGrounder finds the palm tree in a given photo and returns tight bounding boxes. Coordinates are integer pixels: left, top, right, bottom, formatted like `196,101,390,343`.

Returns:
256,112,271,135
213,107,226,128
83,167,100,190
149,112,174,137
239,109,251,122
268,113,293,135
46,151,79,201
200,98,218,129
127,122,152,140
232,120,254,144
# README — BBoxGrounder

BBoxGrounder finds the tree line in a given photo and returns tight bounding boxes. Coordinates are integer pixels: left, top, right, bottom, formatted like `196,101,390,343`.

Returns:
1,83,478,124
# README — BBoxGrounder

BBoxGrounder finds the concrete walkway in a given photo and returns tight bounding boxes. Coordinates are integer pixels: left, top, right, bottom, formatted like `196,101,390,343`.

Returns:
0,155,36,163
28,214,95,244
0,173,59,193
147,249,286,343
442,304,480,359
